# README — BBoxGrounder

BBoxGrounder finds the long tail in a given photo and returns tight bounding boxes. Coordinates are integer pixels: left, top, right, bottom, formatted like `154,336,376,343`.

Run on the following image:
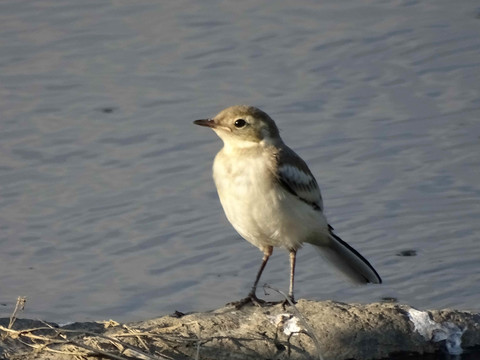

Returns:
310,228,382,284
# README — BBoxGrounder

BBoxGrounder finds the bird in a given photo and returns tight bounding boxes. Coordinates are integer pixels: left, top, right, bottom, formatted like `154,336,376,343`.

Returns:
194,105,381,307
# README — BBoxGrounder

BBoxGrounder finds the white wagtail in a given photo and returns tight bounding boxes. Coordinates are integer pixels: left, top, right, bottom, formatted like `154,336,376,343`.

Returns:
194,105,381,307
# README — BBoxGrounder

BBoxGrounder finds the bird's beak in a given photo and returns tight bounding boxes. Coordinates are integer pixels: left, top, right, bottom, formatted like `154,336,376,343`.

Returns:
193,118,216,128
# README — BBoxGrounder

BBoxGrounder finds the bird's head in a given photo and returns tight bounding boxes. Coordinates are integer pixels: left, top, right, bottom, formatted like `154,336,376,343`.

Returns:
194,105,281,148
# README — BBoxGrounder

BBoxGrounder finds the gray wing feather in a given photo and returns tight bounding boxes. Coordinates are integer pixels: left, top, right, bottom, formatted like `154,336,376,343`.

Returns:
275,146,323,211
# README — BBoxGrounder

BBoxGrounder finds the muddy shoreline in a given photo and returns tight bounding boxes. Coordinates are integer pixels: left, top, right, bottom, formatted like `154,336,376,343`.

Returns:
1,300,479,360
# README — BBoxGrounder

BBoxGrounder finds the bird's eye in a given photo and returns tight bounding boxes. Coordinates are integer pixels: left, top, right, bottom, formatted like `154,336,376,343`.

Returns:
234,119,247,128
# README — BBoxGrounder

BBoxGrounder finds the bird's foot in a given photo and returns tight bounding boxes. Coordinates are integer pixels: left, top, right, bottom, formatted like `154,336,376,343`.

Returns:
227,293,271,309
280,296,296,310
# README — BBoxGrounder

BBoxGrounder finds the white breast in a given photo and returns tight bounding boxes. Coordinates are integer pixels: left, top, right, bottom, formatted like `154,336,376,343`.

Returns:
213,148,328,251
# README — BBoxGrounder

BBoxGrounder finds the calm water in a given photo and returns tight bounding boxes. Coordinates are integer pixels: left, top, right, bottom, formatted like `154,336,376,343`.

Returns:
0,0,479,324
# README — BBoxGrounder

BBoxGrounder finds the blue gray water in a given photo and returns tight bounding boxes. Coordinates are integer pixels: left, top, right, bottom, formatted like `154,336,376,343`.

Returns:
0,0,479,323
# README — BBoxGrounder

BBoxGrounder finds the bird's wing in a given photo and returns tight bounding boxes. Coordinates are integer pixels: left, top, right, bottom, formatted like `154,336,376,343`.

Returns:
275,146,324,211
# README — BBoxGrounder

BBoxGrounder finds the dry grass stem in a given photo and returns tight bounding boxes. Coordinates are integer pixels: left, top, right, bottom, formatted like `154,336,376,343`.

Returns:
264,284,324,360
122,324,150,352
8,296,26,329
0,324,175,360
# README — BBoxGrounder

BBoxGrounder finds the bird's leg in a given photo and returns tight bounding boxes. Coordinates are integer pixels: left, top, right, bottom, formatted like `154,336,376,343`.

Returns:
282,249,297,308
289,249,296,301
229,246,273,309
247,247,272,301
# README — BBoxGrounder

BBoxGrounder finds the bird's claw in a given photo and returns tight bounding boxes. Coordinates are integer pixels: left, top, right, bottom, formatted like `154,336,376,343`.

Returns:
228,294,270,309
228,293,296,310
281,296,296,309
